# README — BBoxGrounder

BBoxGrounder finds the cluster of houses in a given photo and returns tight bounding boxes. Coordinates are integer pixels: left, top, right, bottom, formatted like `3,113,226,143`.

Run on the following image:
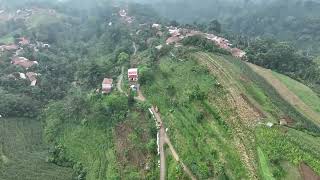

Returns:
164,26,247,58
101,68,139,94
0,36,46,86
119,9,134,24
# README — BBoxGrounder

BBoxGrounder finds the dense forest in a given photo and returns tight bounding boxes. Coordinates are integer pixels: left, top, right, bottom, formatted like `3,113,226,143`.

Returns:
148,0,320,53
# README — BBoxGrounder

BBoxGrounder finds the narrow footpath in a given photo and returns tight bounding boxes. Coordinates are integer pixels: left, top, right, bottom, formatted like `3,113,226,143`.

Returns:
118,39,196,179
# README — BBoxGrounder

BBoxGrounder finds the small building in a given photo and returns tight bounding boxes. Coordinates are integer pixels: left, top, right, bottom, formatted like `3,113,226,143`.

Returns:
119,9,127,17
0,44,18,51
152,23,161,30
231,48,246,58
166,36,180,45
102,78,113,94
128,68,138,82
11,57,38,69
26,72,38,86
18,37,30,46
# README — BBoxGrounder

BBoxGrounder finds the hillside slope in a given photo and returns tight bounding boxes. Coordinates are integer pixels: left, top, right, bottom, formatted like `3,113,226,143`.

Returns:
0,118,73,180
137,47,320,179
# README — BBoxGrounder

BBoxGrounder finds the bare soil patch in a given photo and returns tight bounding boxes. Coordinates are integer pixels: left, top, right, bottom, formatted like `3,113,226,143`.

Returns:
115,122,146,168
299,163,320,180
240,93,266,118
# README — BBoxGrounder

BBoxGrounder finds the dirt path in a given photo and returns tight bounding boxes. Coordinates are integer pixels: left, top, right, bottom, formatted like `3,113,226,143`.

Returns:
133,42,137,56
195,52,260,180
151,107,197,180
117,66,127,95
248,63,320,126
123,40,195,179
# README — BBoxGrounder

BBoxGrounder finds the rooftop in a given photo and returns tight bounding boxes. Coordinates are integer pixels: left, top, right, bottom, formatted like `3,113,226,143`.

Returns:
102,78,113,85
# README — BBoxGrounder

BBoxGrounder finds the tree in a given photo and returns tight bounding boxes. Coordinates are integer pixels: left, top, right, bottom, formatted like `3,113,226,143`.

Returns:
117,52,129,64
208,19,221,34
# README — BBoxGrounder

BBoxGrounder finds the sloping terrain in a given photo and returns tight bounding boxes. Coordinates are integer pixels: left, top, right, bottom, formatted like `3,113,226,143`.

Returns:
0,118,73,180
248,63,320,126
139,48,320,179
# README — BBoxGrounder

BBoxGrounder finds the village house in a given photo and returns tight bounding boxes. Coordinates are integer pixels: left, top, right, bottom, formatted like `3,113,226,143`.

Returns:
11,57,38,69
102,78,113,94
166,36,181,45
18,37,30,46
26,72,38,86
231,48,246,58
128,68,138,82
152,23,161,30
0,44,18,51
119,9,127,17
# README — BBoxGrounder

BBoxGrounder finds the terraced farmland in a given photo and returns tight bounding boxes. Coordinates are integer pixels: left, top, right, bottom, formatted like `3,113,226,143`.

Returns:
0,118,73,180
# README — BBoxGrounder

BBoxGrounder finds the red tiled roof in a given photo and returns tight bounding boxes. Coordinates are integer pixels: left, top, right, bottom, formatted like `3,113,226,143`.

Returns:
166,36,180,45
11,57,38,69
0,44,18,51
19,37,30,45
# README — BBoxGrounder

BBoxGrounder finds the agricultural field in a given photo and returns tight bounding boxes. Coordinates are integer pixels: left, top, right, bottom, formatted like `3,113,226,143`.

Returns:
49,102,159,180
0,118,73,180
195,52,320,179
272,71,320,115
142,54,250,179
140,49,320,179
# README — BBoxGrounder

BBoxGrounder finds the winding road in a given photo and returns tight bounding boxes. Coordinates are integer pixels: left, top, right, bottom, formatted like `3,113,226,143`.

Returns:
116,38,196,179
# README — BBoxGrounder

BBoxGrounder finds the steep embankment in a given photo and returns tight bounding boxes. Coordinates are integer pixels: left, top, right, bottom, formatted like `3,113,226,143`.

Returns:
142,52,257,179
140,49,320,179
248,63,320,126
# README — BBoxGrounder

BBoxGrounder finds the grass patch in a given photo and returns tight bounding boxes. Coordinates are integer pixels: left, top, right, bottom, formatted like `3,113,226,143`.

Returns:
59,123,119,180
257,147,274,180
0,35,14,44
256,127,320,178
222,55,320,134
272,71,320,114
142,55,248,179
165,145,189,180
280,161,302,180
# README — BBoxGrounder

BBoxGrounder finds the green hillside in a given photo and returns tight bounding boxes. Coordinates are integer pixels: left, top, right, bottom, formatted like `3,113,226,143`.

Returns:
137,48,320,179
1,1,320,179
273,72,320,115
0,118,73,180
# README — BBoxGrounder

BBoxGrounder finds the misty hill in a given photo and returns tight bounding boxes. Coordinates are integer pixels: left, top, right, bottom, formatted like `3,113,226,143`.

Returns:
0,0,320,180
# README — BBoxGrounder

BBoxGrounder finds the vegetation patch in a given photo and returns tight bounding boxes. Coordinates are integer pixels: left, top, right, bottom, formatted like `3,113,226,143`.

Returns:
142,54,248,179
0,35,14,44
273,71,320,114
257,147,274,180
0,118,73,180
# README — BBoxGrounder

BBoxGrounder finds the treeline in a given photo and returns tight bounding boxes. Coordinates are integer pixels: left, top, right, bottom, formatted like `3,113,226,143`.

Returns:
0,1,133,118
228,0,320,53
181,35,230,55
245,38,320,93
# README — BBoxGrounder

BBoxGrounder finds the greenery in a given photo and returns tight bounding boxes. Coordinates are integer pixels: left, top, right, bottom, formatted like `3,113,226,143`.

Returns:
257,147,274,180
273,71,320,114
256,127,320,179
0,118,73,180
142,54,248,179
182,35,231,55
245,39,320,92
1,0,320,179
